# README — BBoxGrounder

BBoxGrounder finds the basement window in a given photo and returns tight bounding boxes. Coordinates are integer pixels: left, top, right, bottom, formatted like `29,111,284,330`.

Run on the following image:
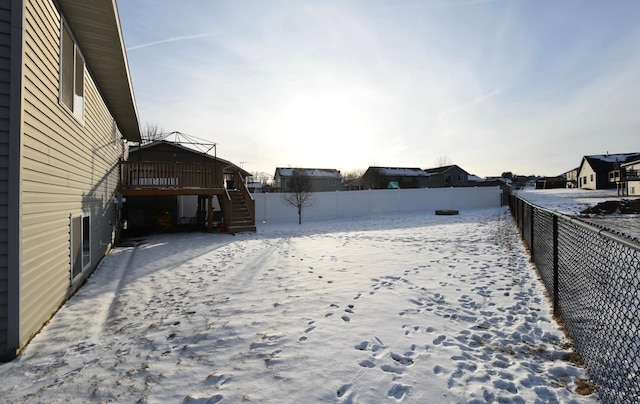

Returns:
60,21,84,120
70,214,91,281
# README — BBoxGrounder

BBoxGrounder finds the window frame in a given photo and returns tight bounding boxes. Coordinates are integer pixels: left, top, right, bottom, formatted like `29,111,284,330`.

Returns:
70,213,91,283
59,19,85,120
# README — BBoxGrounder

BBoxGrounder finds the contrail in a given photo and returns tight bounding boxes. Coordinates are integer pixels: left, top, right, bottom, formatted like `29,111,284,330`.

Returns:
127,33,213,51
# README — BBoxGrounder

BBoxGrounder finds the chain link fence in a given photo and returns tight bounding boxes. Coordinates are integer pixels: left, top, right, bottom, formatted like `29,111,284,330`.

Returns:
510,194,640,403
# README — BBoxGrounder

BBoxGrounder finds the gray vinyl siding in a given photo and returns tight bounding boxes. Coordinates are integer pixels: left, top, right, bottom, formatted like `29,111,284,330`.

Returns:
18,0,124,348
0,2,12,358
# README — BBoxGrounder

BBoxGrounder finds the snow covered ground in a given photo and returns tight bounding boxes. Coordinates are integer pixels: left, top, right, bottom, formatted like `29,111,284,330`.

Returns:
0,208,598,403
516,188,640,240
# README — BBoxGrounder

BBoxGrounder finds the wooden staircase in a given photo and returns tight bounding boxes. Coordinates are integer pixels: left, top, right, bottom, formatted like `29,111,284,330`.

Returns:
226,190,256,233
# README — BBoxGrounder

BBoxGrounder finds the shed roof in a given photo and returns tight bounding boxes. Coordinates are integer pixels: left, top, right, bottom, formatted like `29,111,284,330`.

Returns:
129,141,251,177
58,0,141,141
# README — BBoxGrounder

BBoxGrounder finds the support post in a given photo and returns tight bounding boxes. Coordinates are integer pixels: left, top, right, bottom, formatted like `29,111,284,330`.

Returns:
208,194,213,232
553,215,560,317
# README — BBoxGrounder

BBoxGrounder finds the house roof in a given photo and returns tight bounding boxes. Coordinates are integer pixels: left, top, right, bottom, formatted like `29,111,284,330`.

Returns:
581,153,640,173
366,167,430,177
621,158,640,168
58,0,141,142
129,140,251,177
275,168,342,178
423,164,469,175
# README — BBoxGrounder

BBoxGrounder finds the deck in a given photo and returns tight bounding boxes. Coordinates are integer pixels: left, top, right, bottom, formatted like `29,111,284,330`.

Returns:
119,161,255,232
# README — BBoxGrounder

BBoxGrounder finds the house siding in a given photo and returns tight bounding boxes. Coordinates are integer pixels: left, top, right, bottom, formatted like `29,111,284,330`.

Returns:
0,1,13,358
579,162,597,190
17,0,124,348
626,162,640,196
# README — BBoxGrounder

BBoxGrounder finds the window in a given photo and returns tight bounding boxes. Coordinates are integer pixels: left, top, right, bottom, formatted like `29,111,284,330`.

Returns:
70,214,90,281
590,174,594,182
60,22,84,119
445,174,451,183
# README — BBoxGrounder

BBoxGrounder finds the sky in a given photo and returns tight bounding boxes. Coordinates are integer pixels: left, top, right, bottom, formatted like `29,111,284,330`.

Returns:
117,0,640,179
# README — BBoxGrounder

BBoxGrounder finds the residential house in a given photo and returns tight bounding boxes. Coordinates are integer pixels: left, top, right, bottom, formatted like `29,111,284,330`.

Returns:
362,167,430,189
622,159,640,196
274,168,345,192
423,165,471,187
1,0,141,360
535,176,567,189
123,140,255,233
564,168,579,188
610,158,640,196
577,153,640,190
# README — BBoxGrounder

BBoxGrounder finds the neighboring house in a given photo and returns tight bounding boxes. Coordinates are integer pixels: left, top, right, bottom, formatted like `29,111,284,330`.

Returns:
1,0,141,360
564,168,579,188
274,168,345,192
362,167,430,189
123,140,254,233
423,165,471,187
535,176,567,189
577,153,640,190
612,159,640,196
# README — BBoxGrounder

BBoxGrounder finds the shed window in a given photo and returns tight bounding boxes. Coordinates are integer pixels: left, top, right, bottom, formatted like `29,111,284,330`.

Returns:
60,22,84,119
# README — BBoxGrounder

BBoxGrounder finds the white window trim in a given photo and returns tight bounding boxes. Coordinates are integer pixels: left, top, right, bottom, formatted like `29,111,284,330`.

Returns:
59,19,85,121
70,212,91,283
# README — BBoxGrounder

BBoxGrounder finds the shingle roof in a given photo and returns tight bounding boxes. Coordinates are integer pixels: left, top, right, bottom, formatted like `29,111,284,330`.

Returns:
275,168,342,178
368,167,430,176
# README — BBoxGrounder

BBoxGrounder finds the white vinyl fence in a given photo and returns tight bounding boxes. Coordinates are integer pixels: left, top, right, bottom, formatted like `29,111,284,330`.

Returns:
253,186,502,223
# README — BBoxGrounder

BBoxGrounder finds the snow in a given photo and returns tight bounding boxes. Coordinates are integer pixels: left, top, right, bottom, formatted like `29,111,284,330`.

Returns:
0,208,598,403
375,167,430,176
516,188,640,240
514,188,622,215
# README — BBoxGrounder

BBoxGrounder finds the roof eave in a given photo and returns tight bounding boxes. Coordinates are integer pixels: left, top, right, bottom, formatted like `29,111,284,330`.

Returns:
58,0,141,142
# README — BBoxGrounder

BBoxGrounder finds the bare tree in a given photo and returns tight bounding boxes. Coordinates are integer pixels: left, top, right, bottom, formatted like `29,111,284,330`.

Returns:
141,122,166,144
281,170,313,224
342,169,365,182
434,155,452,167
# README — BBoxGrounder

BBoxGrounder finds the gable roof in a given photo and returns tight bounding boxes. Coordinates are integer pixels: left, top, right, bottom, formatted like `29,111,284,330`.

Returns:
58,0,141,141
275,168,342,179
423,164,469,175
366,167,430,177
581,153,640,173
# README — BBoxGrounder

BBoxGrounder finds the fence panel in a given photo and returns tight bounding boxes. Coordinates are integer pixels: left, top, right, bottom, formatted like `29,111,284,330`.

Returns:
510,194,640,403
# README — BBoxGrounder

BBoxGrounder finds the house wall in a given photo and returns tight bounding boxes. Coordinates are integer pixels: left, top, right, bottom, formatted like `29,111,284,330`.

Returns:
0,0,15,360
13,0,125,352
254,187,502,223
578,162,597,190
308,177,344,192
626,162,640,196
428,167,469,187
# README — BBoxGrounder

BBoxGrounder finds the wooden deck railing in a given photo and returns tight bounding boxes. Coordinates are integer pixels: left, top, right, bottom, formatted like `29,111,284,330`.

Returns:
120,161,223,191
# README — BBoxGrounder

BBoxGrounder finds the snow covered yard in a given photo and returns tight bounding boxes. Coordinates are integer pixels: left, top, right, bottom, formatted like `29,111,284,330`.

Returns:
0,208,597,403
